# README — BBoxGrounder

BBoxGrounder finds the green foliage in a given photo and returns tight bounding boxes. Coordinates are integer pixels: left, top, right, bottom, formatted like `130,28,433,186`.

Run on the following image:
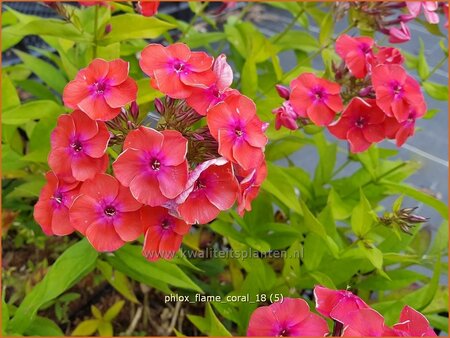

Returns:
2,1,448,336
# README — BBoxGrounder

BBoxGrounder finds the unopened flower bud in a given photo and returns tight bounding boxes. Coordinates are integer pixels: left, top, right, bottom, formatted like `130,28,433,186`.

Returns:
154,98,164,115
130,101,139,120
104,24,112,35
275,84,290,100
358,86,373,97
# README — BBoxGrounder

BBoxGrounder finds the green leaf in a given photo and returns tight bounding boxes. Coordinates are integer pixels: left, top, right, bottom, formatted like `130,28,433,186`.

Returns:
188,303,232,336
262,163,303,215
3,100,64,125
91,305,102,319
241,58,258,98
8,239,98,334
110,245,202,293
24,316,64,336
328,188,352,220
319,13,334,45
98,321,113,337
14,49,67,93
313,133,337,187
2,74,20,111
101,14,175,44
104,300,125,322
72,320,99,336
96,260,139,303
358,241,389,279
381,181,448,220
351,190,375,238
2,298,9,335
271,31,319,53
423,82,448,101
417,38,430,80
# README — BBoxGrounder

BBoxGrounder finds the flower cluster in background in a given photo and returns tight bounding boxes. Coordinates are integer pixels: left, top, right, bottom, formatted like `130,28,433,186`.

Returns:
247,286,436,337
34,43,268,260
333,2,447,44
273,35,427,153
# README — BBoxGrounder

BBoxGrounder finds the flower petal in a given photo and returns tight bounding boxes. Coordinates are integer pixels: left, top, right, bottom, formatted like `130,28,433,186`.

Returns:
86,219,124,252
104,77,137,108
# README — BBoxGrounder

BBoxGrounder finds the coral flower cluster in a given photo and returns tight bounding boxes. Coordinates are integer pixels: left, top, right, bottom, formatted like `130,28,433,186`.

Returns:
247,286,436,337
273,35,427,153
34,43,268,260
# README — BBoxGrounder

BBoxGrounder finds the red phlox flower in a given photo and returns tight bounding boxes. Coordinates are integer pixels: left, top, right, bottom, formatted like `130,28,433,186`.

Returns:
247,297,329,336
33,172,80,236
186,54,238,116
113,127,188,207
392,306,437,336
48,110,110,181
139,43,216,99
137,1,159,16
388,22,411,44
406,2,439,24
63,59,137,121
371,64,426,122
235,160,267,216
373,47,404,66
314,285,369,323
70,174,143,252
328,98,386,153
207,94,267,170
336,34,374,78
341,308,392,337
290,73,343,126
384,104,426,147
176,158,239,224
273,101,299,131
141,206,191,261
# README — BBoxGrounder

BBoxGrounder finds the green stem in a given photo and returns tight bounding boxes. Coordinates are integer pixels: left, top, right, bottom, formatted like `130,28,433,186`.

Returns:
421,54,448,82
263,21,357,95
93,4,99,58
236,2,255,21
180,2,209,40
332,159,351,178
272,9,305,44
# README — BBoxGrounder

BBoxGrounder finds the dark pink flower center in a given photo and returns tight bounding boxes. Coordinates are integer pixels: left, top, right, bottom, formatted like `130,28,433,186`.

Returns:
104,206,117,217
92,80,110,96
235,128,244,137
161,218,172,230
311,86,327,102
70,140,83,153
359,43,371,54
389,81,404,98
194,179,206,191
171,59,190,74
52,191,64,206
150,159,161,171
355,116,366,128
278,328,290,337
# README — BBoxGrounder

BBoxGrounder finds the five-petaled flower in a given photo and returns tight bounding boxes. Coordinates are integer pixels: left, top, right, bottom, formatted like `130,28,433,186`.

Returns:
141,206,191,261
247,297,329,336
371,64,426,123
336,34,374,78
290,73,343,126
176,158,238,224
63,59,137,121
139,43,216,99
34,172,80,236
113,127,188,206
186,54,238,116
48,110,110,181
70,174,143,252
328,98,386,153
207,94,267,170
